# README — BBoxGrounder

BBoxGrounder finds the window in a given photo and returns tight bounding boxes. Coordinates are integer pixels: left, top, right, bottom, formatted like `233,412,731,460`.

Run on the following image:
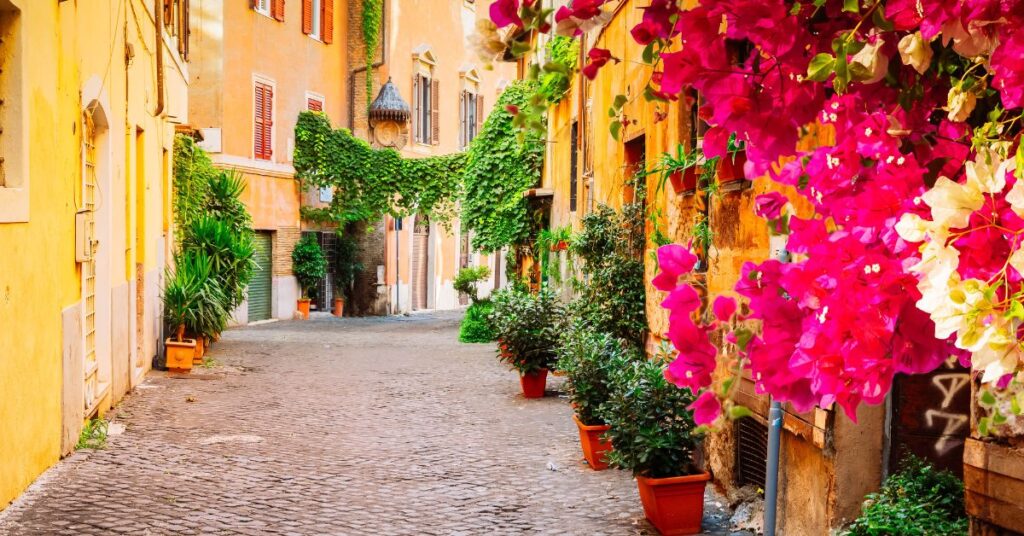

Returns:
0,1,26,223
307,93,324,112
303,0,333,43
254,0,270,16
254,80,274,161
414,74,439,145
570,121,578,212
459,91,482,149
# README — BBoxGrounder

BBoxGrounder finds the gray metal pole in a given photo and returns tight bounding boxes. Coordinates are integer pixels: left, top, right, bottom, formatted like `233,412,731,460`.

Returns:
763,246,790,536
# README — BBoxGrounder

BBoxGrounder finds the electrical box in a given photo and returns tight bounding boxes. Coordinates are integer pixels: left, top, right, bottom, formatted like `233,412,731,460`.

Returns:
75,210,94,262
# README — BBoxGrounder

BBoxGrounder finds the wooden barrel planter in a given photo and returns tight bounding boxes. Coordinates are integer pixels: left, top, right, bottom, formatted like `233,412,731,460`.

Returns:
964,438,1024,534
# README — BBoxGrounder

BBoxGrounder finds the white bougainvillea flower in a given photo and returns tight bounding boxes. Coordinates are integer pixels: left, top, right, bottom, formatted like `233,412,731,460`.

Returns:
896,212,936,243
922,149,1007,229
898,31,933,75
945,84,978,122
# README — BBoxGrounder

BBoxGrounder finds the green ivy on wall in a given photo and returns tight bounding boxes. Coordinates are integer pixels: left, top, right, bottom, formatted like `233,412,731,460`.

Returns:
362,0,383,111
461,81,545,252
538,36,579,104
293,111,466,226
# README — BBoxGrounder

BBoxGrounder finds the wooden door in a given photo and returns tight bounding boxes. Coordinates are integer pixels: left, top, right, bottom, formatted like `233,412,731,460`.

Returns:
411,219,429,310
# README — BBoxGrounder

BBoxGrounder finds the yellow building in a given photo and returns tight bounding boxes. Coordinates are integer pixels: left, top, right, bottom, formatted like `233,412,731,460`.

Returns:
0,0,190,509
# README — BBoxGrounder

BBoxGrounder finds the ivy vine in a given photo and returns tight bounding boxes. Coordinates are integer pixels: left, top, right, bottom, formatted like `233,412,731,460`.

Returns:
294,111,466,226
538,36,579,104
362,0,383,112
461,80,545,252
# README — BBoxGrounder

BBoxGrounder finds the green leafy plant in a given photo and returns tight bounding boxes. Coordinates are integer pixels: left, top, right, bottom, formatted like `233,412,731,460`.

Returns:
181,216,256,313
333,229,364,300
556,323,644,426
76,418,109,450
454,266,491,303
490,287,563,374
538,36,580,104
461,81,545,252
844,456,967,536
163,250,227,341
172,136,214,239
459,300,497,343
536,225,574,286
362,0,383,111
602,355,702,478
292,235,328,300
569,203,647,348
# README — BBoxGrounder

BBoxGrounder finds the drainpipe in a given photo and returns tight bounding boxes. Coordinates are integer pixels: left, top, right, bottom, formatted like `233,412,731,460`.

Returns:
763,246,791,536
154,0,165,117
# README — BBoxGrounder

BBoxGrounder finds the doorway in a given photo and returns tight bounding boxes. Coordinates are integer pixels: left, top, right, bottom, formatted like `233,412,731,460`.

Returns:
411,216,430,310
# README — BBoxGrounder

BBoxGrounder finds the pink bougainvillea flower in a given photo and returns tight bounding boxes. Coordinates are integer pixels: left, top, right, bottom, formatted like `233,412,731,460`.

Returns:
990,30,1024,109
712,296,737,322
652,244,698,291
754,192,787,220
689,391,722,425
489,0,522,28
662,284,701,320
702,126,730,160
581,47,614,80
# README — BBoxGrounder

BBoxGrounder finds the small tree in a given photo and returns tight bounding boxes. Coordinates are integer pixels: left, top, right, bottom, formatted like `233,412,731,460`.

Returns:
454,266,491,304
333,229,363,300
292,235,327,300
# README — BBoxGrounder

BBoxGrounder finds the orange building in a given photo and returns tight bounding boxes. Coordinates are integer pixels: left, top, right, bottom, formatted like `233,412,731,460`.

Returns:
187,0,348,322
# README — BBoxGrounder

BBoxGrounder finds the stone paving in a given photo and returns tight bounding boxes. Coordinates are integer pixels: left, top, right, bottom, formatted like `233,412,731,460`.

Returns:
0,311,745,535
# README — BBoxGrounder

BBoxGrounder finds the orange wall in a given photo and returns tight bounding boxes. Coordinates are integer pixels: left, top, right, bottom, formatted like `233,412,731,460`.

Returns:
240,172,301,231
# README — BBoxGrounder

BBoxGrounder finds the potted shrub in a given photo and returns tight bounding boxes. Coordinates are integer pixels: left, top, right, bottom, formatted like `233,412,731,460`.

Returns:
603,358,708,535
332,230,363,318
556,324,642,470
161,254,211,373
489,287,562,398
292,234,327,319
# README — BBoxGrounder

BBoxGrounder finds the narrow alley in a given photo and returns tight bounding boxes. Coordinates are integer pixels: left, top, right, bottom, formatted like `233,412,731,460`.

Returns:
0,313,740,535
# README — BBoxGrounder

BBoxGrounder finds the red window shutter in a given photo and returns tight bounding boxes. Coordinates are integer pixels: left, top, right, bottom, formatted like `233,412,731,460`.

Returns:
264,86,274,159
254,84,266,159
476,94,484,133
272,0,285,21
412,74,420,143
301,0,312,34
322,0,333,44
308,98,323,112
431,79,440,145
254,82,274,160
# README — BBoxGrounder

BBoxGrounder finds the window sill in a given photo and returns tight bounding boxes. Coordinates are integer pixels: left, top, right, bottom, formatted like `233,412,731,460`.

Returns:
254,9,274,19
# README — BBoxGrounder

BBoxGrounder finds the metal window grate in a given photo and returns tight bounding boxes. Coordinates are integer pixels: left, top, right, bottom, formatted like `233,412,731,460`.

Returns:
735,418,769,489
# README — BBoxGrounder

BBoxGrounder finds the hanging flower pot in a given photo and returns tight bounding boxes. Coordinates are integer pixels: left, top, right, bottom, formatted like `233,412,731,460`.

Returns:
165,338,197,373
519,368,548,398
297,298,311,319
333,297,345,317
716,150,747,183
636,472,711,535
573,414,613,470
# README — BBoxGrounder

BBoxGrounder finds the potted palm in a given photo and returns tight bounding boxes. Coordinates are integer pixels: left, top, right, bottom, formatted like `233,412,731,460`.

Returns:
332,230,363,317
161,252,212,373
489,287,562,398
603,357,708,535
557,324,642,470
292,235,327,319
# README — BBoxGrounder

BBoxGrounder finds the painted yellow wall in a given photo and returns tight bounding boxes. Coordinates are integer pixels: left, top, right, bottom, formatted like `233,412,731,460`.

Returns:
0,0,188,509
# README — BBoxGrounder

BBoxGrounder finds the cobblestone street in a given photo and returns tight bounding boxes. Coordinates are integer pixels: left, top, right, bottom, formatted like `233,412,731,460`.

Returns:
0,312,742,535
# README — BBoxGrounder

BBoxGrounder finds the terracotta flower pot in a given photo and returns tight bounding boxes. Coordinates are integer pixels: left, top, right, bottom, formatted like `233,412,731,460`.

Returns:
717,150,747,183
519,368,548,398
551,241,569,252
573,414,612,470
165,338,197,373
333,297,345,317
192,335,206,365
297,298,311,319
636,472,711,535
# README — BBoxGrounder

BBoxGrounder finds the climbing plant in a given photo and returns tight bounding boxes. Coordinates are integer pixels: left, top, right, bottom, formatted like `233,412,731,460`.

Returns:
461,80,544,252
172,135,215,239
293,111,466,226
361,0,382,111
537,36,579,105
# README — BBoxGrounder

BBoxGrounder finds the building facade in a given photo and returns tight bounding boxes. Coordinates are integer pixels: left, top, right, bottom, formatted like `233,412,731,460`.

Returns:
0,0,189,508
188,0,348,322
347,0,515,315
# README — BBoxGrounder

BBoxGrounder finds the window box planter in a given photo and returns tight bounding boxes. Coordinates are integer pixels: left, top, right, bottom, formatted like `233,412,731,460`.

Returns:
670,167,701,195
636,472,711,535
573,414,612,470
297,298,311,319
964,438,1024,532
165,338,197,373
716,150,747,183
519,368,548,398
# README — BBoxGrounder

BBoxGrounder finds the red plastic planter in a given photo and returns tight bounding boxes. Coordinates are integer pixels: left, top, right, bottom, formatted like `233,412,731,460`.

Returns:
636,472,711,535
573,414,612,470
519,368,548,398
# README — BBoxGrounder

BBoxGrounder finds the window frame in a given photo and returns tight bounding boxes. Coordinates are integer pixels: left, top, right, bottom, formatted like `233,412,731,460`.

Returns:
253,76,276,162
254,0,271,17
0,3,28,223
306,91,325,113
414,74,434,145
310,0,322,40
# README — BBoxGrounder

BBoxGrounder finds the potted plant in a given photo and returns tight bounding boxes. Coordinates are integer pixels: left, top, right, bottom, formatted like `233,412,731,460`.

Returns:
489,287,562,398
161,253,211,373
332,230,363,317
603,357,708,535
556,324,642,470
292,234,327,319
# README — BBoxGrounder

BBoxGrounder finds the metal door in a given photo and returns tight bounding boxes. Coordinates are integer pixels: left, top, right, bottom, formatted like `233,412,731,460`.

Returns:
247,232,272,321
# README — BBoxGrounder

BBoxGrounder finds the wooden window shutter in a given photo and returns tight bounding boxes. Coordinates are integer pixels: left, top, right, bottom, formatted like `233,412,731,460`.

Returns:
459,91,466,149
322,0,333,44
254,84,266,159
302,0,312,34
412,74,421,143
476,94,484,133
272,0,285,20
264,86,274,158
431,79,440,145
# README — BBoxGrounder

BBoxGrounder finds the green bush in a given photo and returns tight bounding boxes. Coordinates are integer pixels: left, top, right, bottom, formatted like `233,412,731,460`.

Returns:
844,457,967,536
490,287,563,373
454,266,491,303
292,235,328,300
333,229,364,300
538,36,579,104
556,323,643,426
163,250,228,340
459,300,496,343
181,216,255,313
602,358,701,478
